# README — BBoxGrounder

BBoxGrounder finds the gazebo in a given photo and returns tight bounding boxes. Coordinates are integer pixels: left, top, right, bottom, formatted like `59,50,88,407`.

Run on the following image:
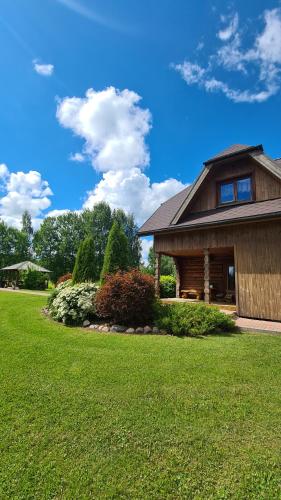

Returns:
0,261,51,288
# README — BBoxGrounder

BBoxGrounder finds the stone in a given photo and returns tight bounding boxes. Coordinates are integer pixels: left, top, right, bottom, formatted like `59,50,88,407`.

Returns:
152,327,159,334
135,327,144,334
83,320,90,327
144,325,152,334
102,326,110,332
126,328,135,333
111,325,126,332
89,324,96,329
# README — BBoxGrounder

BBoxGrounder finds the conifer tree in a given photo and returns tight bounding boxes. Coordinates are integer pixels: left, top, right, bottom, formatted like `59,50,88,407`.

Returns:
72,236,97,283
100,221,129,282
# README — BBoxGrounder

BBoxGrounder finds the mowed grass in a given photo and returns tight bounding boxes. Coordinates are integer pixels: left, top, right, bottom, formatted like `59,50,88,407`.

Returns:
1,293,281,499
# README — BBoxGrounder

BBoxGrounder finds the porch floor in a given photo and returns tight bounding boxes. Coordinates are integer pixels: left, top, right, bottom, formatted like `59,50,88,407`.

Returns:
161,298,281,334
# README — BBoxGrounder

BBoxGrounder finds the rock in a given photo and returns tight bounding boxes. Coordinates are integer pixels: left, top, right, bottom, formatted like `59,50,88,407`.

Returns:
135,327,144,334
102,326,110,332
111,325,126,332
83,320,90,327
152,326,159,334
126,328,135,333
144,325,152,334
89,324,98,329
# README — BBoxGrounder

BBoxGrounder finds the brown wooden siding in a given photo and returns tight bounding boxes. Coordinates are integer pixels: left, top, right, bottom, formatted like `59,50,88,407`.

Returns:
179,254,234,294
188,158,281,214
155,220,281,321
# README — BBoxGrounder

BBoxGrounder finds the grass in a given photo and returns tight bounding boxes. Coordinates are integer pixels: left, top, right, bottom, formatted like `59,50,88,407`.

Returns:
1,292,281,499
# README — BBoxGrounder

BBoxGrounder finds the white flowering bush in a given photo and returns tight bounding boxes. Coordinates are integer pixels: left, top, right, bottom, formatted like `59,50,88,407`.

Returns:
49,282,98,325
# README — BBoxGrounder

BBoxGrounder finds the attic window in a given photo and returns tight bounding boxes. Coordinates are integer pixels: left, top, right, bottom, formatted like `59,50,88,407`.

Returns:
219,176,252,205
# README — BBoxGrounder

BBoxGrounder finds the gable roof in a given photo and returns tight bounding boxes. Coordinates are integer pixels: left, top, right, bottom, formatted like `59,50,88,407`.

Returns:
0,261,51,272
204,144,263,165
138,144,281,236
138,185,192,234
171,144,281,225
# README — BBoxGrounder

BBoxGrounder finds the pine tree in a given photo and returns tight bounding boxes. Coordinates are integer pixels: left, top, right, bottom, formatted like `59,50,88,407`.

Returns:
72,236,97,283
21,210,33,239
100,221,129,282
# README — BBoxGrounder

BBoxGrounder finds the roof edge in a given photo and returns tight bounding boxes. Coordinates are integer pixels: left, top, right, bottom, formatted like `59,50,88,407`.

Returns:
204,144,263,166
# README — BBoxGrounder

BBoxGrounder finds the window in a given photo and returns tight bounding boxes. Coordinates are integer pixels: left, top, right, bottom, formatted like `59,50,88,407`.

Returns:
219,176,252,205
227,265,235,291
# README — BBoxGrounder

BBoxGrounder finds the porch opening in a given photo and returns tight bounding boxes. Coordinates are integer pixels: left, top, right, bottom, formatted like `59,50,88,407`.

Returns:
175,247,236,305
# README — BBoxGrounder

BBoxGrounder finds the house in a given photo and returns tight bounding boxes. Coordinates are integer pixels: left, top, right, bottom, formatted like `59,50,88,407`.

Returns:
139,144,281,321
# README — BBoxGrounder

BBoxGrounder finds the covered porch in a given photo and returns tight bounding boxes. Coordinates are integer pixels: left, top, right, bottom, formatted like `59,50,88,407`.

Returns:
155,246,236,306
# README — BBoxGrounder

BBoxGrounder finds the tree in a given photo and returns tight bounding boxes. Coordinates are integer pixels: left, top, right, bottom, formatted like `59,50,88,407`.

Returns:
113,209,141,268
72,236,97,283
147,247,176,276
33,212,84,282
21,211,33,239
100,221,129,282
0,219,30,269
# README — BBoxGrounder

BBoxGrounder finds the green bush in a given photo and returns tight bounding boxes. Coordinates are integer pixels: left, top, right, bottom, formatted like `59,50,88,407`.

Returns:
155,302,235,336
160,275,176,298
100,221,129,282
21,269,47,290
49,282,98,326
72,237,97,284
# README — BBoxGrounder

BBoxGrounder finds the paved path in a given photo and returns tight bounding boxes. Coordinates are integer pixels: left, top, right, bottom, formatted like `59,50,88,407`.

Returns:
235,316,281,334
0,288,50,297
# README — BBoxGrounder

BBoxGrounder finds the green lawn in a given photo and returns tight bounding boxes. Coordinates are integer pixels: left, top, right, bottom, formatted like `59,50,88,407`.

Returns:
1,292,281,499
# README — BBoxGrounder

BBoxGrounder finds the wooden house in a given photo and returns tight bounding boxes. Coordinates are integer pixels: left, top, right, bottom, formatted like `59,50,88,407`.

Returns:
138,144,281,321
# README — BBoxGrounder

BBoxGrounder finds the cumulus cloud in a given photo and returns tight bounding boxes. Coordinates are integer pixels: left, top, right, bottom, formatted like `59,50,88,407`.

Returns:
33,60,54,76
174,7,281,103
0,167,53,228
57,87,151,172
83,167,185,226
57,86,186,225
0,164,9,179
140,237,153,264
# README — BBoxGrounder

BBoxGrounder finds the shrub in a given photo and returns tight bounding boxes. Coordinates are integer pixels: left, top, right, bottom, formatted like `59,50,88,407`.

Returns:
155,302,235,336
96,269,155,325
100,222,129,282
49,282,98,325
57,273,72,286
21,269,47,290
47,279,72,308
73,236,97,284
160,275,176,298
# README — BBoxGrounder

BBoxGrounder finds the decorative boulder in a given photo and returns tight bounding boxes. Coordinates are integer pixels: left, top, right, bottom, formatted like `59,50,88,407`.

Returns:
110,325,126,332
126,328,135,333
83,320,91,327
135,327,144,334
144,325,152,334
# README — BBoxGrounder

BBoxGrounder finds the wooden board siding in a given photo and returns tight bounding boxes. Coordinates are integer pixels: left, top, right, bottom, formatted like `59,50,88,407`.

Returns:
188,158,281,214
155,220,281,321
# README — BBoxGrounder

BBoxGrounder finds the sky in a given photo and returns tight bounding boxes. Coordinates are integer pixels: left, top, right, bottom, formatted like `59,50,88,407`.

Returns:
1,0,281,260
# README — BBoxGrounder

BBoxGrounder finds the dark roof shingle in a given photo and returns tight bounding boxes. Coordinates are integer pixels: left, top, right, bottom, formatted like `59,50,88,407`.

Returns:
138,198,281,235
138,185,192,234
204,144,263,165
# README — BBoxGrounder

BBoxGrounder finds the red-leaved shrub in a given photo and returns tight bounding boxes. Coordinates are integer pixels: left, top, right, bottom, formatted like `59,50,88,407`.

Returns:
95,269,156,325
56,273,72,286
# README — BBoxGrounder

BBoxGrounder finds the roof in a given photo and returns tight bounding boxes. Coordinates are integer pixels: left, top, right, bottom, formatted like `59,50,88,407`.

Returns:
139,198,281,235
0,261,51,272
139,185,192,234
204,144,263,165
138,143,281,236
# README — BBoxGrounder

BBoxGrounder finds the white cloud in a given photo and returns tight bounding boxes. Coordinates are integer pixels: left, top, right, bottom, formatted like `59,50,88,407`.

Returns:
0,164,9,179
33,60,54,76
83,167,186,226
69,152,85,162
57,86,187,225
217,13,239,41
0,167,53,228
57,87,151,172
174,7,281,103
140,237,153,264
46,209,71,218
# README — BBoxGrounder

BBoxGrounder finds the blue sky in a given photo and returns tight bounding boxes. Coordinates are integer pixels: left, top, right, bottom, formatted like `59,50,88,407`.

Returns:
1,0,281,257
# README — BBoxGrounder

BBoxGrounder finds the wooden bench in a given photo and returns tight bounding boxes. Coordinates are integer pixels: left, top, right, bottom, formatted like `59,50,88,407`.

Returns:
181,289,203,300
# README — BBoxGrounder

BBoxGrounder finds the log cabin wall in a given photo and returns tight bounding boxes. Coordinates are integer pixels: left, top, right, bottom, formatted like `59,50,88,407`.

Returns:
179,255,234,294
188,158,281,214
155,220,281,321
